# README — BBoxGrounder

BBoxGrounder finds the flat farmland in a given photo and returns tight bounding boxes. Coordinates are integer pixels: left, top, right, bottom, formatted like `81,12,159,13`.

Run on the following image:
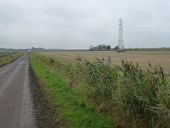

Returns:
32,51,170,127
40,50,170,74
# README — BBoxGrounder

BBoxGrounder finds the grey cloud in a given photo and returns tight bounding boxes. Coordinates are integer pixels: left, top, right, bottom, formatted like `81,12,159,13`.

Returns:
0,2,24,25
0,0,170,49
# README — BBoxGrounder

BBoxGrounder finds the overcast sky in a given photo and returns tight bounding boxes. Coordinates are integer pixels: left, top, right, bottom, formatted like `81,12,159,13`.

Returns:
0,0,170,49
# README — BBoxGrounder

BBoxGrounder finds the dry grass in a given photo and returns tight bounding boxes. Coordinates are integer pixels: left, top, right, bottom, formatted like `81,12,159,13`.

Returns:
39,51,170,74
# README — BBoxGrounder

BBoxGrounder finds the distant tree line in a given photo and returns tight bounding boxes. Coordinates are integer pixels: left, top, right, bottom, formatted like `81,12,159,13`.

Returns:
89,44,111,51
89,45,170,52
0,48,24,52
126,47,170,51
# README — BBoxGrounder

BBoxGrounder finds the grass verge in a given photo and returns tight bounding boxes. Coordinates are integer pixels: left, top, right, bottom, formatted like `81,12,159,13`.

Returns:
0,52,23,67
30,54,115,128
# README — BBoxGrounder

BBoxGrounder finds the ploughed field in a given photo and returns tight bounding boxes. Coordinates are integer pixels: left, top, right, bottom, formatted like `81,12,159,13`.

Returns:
40,51,170,74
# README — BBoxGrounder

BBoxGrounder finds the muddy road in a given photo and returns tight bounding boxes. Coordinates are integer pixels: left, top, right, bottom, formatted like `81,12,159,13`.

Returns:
0,54,36,128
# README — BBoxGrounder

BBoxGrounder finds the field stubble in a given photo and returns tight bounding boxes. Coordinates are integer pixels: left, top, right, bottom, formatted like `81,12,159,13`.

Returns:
40,51,170,74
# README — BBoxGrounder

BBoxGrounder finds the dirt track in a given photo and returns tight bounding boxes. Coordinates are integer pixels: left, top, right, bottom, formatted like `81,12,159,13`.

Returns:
0,53,36,128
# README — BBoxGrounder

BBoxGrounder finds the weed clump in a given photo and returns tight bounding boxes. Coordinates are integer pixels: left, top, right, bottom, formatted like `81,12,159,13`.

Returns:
117,61,170,127
87,59,170,128
48,57,55,64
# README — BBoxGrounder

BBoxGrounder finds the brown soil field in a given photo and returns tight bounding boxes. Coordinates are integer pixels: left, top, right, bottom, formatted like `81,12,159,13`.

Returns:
40,51,170,74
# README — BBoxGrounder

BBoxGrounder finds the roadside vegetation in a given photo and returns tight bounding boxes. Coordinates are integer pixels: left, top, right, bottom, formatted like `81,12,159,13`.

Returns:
30,54,114,128
0,52,23,67
30,53,170,128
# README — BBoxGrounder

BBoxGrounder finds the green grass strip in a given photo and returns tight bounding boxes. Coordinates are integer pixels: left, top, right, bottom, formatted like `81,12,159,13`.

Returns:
30,56,114,128
0,53,23,67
